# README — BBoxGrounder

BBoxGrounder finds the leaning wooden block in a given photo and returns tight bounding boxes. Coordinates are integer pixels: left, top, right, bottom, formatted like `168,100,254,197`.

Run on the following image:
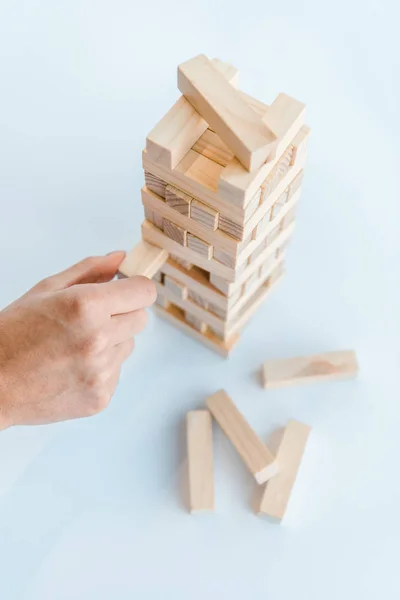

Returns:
163,218,187,246
178,54,277,172
146,58,239,171
118,241,168,279
187,233,213,259
190,199,219,230
258,420,310,521
165,184,191,216
206,390,278,484
262,350,359,389
164,274,188,300
187,410,215,512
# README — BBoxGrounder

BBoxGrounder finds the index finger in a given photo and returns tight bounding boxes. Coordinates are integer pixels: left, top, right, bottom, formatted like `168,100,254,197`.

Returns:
93,275,157,316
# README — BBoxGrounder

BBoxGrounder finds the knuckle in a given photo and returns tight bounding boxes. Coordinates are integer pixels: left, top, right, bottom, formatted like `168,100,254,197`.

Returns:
87,389,110,415
63,290,95,323
80,331,108,357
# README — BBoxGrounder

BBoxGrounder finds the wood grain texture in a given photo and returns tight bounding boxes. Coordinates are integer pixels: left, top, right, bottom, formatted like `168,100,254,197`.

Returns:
206,390,278,484
185,313,208,334
146,58,239,170
118,241,168,278
192,128,234,167
188,289,209,310
144,171,167,198
262,350,359,389
213,248,236,268
165,184,192,216
187,410,215,513
163,218,187,246
187,233,213,259
263,93,306,159
218,214,244,240
178,54,277,171
163,274,188,300
170,253,193,270
190,199,219,231
153,303,239,357
258,420,310,521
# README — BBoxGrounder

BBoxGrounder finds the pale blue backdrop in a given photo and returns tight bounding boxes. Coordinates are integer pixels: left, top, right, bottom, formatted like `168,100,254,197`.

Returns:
0,0,399,598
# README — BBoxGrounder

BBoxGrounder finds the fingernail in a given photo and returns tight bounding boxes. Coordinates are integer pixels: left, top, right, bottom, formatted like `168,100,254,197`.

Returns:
106,250,126,256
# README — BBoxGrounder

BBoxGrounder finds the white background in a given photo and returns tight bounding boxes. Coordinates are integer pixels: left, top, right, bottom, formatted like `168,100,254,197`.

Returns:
0,0,399,598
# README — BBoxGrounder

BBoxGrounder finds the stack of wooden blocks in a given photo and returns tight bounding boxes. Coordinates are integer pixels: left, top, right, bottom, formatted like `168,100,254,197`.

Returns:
119,54,310,356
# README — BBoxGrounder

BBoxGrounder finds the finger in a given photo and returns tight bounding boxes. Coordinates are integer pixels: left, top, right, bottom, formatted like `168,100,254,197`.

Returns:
108,310,148,345
112,338,135,366
31,251,126,292
92,276,157,316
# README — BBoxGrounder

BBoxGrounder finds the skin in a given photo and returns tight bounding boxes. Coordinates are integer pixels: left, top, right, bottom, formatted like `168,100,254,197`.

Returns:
0,251,156,430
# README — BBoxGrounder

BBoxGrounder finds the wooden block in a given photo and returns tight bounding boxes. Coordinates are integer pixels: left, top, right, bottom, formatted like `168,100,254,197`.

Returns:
144,206,164,231
291,126,310,165
143,219,293,284
163,274,188,300
209,273,231,296
146,58,239,171
213,248,236,269
287,169,304,201
263,93,306,159
153,303,239,357
163,218,187,246
262,350,359,389
156,281,225,333
185,312,208,334
270,190,288,219
178,55,277,172
187,233,213,259
207,302,227,320
190,199,219,231
155,293,169,308
225,266,285,337
261,145,293,202
144,206,155,225
175,149,223,192
187,410,215,512
165,184,191,216
170,253,193,270
206,390,278,483
192,129,234,167
144,171,167,198
218,214,244,241
217,116,309,209
153,270,163,283
188,289,209,310
118,241,168,278
142,220,236,280
258,420,310,521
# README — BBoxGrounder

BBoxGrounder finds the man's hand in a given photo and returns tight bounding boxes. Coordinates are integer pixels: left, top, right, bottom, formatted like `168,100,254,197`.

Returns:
0,252,156,430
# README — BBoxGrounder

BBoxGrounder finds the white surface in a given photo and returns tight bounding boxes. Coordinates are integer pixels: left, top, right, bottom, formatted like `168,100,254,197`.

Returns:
0,1,399,598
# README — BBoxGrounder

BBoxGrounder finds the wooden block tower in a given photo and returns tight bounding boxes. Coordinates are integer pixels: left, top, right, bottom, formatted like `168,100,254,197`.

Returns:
119,54,310,357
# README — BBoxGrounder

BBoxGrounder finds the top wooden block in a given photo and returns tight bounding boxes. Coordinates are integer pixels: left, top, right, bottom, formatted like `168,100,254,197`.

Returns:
178,54,277,172
146,58,239,171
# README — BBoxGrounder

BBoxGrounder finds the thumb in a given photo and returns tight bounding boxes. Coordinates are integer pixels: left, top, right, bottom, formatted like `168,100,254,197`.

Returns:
31,251,126,293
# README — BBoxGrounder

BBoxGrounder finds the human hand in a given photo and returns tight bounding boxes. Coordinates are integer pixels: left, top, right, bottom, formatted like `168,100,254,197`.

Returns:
0,252,156,429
